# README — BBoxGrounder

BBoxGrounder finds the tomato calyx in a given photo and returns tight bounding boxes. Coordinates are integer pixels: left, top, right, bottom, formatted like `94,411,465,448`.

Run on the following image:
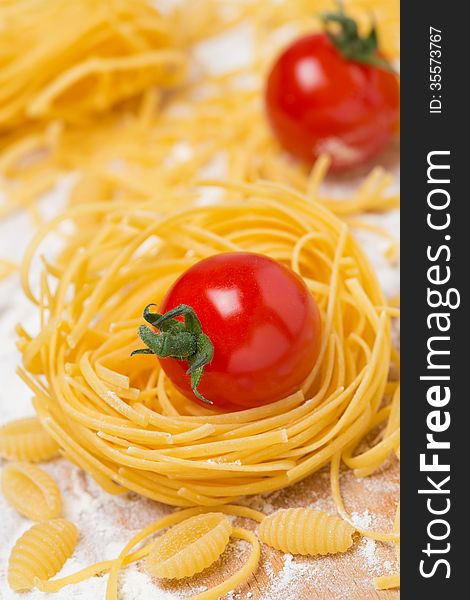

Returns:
131,303,214,405
321,7,394,72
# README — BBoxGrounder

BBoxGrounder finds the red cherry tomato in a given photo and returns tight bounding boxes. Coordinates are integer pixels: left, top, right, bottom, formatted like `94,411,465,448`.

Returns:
158,253,321,411
265,32,399,170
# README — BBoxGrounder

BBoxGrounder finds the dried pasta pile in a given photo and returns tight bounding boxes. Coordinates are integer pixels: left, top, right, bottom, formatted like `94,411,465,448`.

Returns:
1,445,398,598
1,447,396,598
0,453,360,600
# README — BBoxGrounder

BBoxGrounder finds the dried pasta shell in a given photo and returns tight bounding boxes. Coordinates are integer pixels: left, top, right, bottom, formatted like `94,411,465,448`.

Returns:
258,508,356,556
1,462,62,520
146,512,232,579
8,518,78,591
0,417,60,462
375,573,400,590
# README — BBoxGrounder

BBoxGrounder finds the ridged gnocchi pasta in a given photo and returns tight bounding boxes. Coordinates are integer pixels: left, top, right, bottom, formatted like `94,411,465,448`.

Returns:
1,462,62,520
0,417,59,462
258,508,356,556
146,512,232,579
8,519,78,591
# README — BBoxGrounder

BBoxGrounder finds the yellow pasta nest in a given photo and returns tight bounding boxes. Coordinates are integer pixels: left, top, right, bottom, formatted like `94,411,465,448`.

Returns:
146,512,232,579
8,518,78,591
0,417,60,462
0,0,186,131
1,462,62,521
258,508,356,555
18,179,394,507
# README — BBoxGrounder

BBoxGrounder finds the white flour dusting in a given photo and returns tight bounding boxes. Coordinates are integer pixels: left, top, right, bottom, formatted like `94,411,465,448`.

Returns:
351,510,373,530
359,539,379,569
118,567,179,600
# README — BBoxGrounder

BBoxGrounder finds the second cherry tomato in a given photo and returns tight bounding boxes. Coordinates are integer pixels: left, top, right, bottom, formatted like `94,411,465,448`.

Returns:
265,17,399,170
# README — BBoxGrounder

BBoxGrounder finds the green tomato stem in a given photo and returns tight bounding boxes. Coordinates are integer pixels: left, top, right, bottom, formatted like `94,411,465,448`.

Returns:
320,6,395,73
131,304,214,405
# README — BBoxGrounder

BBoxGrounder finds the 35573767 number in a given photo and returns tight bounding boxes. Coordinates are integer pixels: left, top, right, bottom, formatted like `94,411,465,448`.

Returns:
429,27,442,114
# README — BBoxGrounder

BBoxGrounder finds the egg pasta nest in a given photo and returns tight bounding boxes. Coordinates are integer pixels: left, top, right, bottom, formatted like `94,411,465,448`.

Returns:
18,180,396,507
